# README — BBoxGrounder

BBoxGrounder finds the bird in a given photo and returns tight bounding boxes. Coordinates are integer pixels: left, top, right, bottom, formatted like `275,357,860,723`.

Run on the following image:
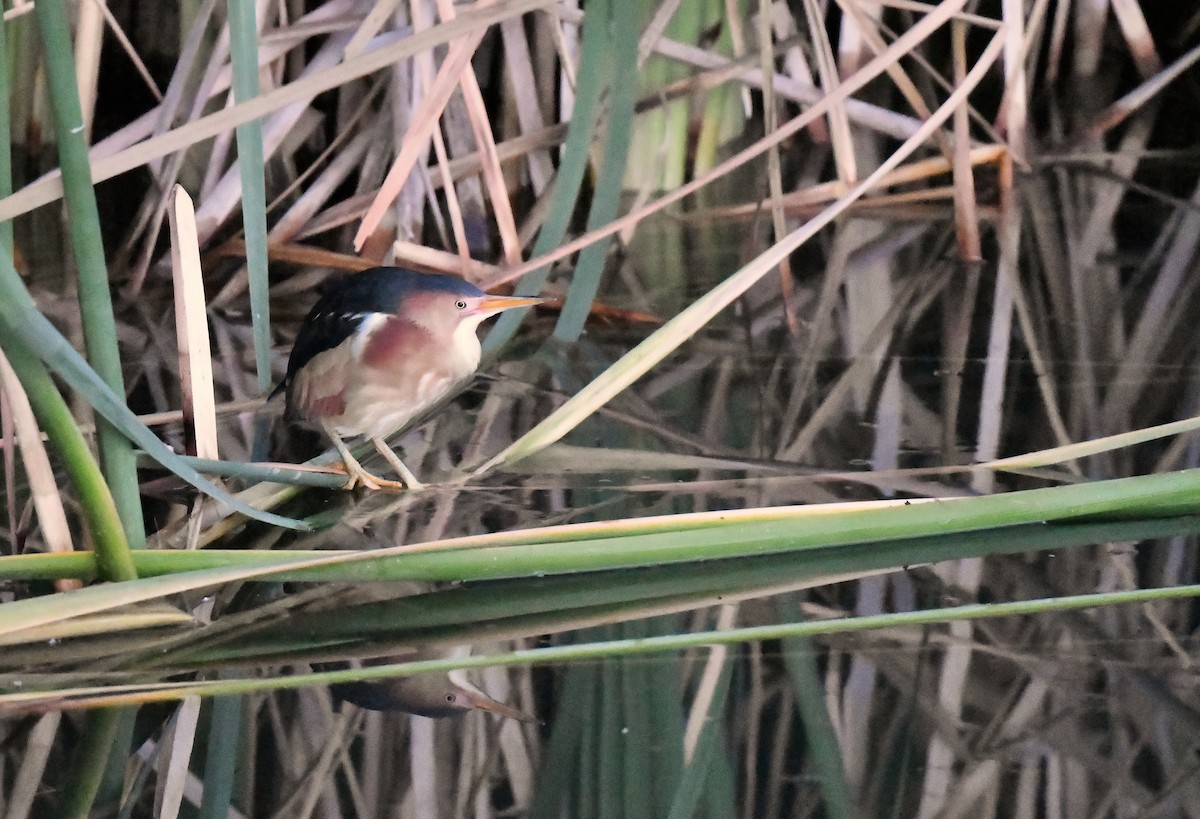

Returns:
278,553,538,722
330,656,536,722
271,267,543,490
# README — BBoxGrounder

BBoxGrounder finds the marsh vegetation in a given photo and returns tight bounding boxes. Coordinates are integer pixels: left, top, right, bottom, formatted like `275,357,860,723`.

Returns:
1,1,1199,817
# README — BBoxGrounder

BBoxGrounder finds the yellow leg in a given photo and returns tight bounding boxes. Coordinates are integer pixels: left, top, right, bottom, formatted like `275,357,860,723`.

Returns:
322,424,406,491
372,438,425,490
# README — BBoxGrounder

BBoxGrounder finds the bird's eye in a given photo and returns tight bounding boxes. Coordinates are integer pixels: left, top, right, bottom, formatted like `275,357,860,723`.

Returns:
454,300,467,310
446,693,457,703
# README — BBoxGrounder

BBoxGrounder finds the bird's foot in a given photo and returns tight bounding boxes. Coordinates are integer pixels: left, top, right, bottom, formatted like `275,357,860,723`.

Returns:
329,461,409,492
327,462,370,490
371,477,412,492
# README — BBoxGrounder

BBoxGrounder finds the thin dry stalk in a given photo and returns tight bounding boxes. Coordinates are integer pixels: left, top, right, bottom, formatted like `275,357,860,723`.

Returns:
651,35,923,141
757,1,799,336
638,0,684,65
1075,39,1200,145
917,147,1023,819
1100,178,1200,429
498,17,554,193
683,604,738,762
801,0,856,184
272,129,377,243
998,0,1028,162
832,0,953,160
4,713,61,819
157,696,203,819
72,0,104,135
343,0,403,59
951,22,981,261
434,0,522,265
483,0,974,291
0,0,556,223
355,8,491,250
294,708,358,819
1109,0,1162,77
89,0,165,103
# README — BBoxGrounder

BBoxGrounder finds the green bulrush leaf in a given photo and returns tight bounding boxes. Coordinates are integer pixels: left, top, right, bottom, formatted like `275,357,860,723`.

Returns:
162,455,349,488
98,712,139,810
30,5,145,815
577,661,601,818
0,551,354,639
10,582,1200,711
692,0,747,176
660,0,707,187
15,518,1200,680
6,480,1200,591
0,13,12,257
485,0,616,351
58,707,126,819
35,0,145,554
0,23,135,586
777,599,858,819
226,0,273,395
627,0,707,191
596,627,624,817
647,618,686,815
24,3,302,539
0,257,306,530
553,1,639,342
0,14,132,578
0,337,136,582
665,655,731,819
619,620,654,816
199,693,243,819
2,516,1200,681
701,723,737,819
529,667,589,819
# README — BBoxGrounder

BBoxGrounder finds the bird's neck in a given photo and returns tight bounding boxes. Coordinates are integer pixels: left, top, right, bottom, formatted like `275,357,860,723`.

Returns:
448,318,484,373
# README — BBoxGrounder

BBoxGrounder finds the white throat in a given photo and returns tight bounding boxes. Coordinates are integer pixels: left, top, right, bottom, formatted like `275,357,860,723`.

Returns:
450,316,485,373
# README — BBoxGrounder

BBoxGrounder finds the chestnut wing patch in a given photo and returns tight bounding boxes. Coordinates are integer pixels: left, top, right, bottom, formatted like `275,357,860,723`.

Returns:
361,316,437,369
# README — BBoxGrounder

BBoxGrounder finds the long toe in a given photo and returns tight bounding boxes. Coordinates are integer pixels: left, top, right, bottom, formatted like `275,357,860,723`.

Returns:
331,460,382,491
348,463,409,492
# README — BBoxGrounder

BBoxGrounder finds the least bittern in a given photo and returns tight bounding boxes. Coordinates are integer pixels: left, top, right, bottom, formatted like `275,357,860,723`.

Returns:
272,267,542,489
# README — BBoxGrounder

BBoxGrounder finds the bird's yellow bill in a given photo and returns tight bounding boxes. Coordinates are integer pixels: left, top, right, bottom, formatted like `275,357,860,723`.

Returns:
460,688,539,723
479,295,545,311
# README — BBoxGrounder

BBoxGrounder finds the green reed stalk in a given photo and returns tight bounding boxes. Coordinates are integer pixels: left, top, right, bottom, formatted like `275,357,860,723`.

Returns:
227,0,273,395
777,598,858,819
553,1,638,342
0,14,11,256
486,0,614,349
35,0,145,553
0,336,135,580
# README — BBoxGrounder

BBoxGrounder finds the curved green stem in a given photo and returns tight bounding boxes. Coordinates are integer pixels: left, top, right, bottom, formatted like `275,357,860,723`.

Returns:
0,337,136,581
35,0,146,552
58,707,125,819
